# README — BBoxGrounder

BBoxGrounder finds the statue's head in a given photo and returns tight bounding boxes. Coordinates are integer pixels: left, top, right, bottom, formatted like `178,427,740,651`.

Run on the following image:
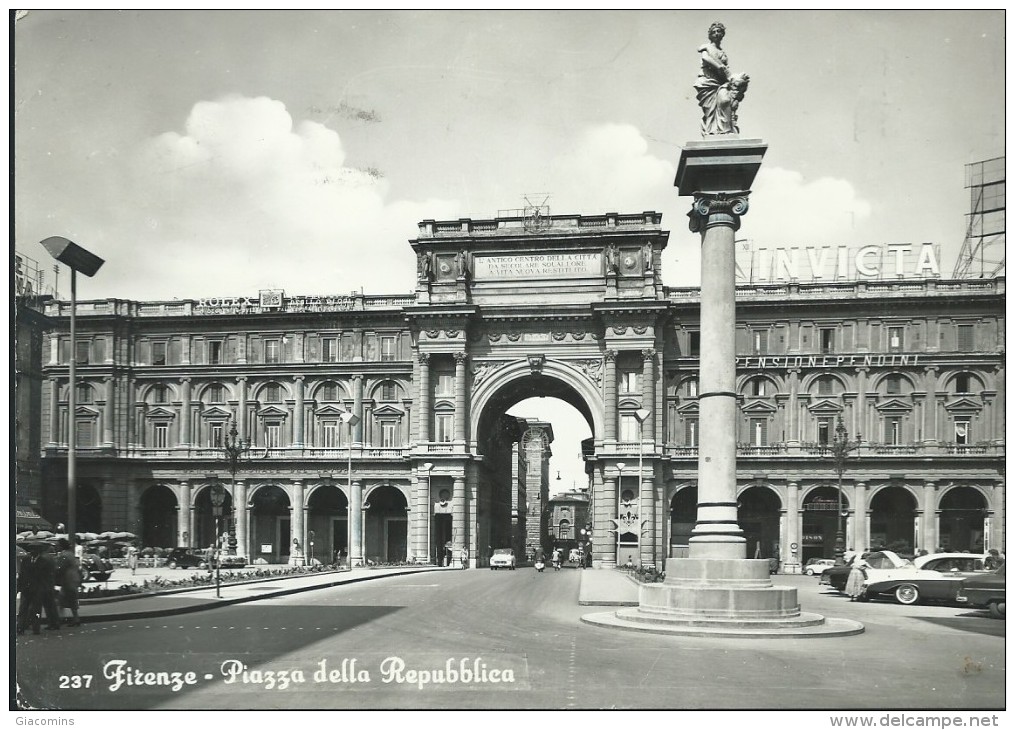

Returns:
708,22,726,42
729,72,750,99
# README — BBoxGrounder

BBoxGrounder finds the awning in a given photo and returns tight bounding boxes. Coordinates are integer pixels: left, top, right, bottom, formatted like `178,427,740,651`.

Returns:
15,507,52,531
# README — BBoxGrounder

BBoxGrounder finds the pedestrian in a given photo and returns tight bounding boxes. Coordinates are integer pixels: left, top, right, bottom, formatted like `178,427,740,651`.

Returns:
55,539,82,626
126,545,139,575
845,556,868,602
552,548,562,571
985,549,1003,570
16,545,61,634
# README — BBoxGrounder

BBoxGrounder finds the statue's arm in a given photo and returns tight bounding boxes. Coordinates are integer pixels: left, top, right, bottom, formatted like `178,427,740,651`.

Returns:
699,47,728,78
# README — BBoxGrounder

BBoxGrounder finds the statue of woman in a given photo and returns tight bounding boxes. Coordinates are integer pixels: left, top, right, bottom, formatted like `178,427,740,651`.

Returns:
694,22,749,136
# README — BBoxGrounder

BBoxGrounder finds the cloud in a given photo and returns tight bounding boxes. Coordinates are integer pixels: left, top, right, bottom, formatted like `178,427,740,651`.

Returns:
115,94,457,299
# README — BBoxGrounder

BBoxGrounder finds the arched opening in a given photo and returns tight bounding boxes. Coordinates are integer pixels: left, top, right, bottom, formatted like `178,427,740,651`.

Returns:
248,485,290,564
193,485,234,554
669,486,697,558
364,485,408,564
938,487,987,553
738,486,781,561
77,482,102,533
869,487,917,555
801,486,850,563
307,485,348,565
141,484,178,549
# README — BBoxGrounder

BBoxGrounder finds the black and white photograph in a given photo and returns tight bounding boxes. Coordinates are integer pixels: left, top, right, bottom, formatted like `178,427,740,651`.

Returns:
12,9,1005,721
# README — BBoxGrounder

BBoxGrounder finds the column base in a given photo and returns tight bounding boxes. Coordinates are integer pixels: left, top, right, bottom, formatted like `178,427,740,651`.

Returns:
582,558,863,638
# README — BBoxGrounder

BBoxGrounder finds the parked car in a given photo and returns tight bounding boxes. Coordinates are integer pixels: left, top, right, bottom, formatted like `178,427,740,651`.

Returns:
489,548,516,570
863,552,990,605
218,554,247,568
804,558,836,576
821,550,911,592
79,551,113,582
166,547,209,570
956,563,1005,618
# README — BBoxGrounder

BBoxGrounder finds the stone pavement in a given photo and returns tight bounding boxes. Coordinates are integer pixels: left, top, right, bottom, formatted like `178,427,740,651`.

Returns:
578,567,639,605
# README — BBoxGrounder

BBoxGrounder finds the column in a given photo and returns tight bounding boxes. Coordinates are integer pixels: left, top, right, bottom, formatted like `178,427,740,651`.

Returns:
640,350,657,569
452,475,466,567
236,376,248,442
126,481,142,538
291,479,305,565
349,479,364,566
787,369,799,444
293,376,305,446
784,481,800,572
598,473,617,568
923,366,937,443
641,349,656,441
993,366,1004,441
852,482,868,552
417,474,430,562
352,374,364,443
688,192,750,559
454,352,468,444
921,481,937,554
48,378,59,445
179,377,191,446
604,350,618,441
234,479,248,559
640,462,655,569
990,481,1004,553
103,376,115,446
178,480,191,547
417,353,431,444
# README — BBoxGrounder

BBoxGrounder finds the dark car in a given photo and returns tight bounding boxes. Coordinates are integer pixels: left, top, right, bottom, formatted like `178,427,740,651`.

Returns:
956,564,1005,618
166,547,209,570
820,551,911,593
79,552,113,582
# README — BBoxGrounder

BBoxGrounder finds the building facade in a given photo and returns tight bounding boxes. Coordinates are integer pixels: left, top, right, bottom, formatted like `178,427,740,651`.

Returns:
35,211,1005,570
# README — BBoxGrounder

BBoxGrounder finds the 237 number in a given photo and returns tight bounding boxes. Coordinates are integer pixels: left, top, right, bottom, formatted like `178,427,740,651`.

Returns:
58,675,93,689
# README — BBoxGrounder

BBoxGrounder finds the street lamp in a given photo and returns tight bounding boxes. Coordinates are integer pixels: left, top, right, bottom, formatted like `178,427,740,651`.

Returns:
633,408,651,568
209,483,226,598
339,411,360,567
616,462,626,565
222,419,250,556
40,236,105,550
422,462,434,564
831,416,862,565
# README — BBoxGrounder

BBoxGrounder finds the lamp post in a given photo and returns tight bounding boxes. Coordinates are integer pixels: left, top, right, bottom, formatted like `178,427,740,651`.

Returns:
40,236,105,550
209,483,226,598
831,416,862,565
422,462,434,564
616,462,626,566
633,407,651,568
222,420,250,556
340,411,361,567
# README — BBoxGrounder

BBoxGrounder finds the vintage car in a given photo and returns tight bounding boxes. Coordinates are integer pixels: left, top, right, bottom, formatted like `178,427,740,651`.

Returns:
821,550,911,592
863,552,990,605
804,558,836,576
489,548,516,570
956,564,1005,618
166,547,209,569
79,551,114,582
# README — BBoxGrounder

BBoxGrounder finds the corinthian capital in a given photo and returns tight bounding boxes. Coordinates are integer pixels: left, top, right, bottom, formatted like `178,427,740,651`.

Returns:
687,192,751,233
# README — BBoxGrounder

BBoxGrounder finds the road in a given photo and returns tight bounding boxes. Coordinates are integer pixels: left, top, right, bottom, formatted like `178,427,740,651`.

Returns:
14,569,1005,710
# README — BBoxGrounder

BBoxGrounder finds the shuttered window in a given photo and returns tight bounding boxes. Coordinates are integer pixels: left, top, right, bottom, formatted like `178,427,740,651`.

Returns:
956,325,974,351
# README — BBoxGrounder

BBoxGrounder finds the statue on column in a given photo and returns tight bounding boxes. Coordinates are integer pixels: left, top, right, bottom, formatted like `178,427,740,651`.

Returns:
419,251,434,282
694,22,750,136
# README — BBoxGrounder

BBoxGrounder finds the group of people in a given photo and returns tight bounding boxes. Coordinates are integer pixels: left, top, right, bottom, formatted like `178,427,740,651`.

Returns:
16,539,82,635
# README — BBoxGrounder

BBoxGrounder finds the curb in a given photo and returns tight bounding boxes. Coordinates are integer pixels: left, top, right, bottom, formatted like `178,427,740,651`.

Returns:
77,567,445,624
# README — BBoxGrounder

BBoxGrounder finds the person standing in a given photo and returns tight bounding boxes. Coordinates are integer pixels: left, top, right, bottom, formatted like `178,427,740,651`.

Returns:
55,539,82,626
126,545,139,575
845,556,868,602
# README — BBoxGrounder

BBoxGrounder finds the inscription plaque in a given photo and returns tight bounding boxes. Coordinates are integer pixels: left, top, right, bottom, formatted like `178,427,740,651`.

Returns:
474,252,602,280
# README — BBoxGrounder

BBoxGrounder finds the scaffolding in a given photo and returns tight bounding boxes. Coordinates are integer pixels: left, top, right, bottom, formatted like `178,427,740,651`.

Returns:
953,157,1005,278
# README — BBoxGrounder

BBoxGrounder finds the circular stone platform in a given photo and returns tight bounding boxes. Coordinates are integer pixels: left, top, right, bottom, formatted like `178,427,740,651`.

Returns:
581,608,864,638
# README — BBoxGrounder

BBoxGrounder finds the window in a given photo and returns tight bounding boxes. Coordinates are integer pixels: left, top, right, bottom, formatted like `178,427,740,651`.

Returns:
750,378,766,397
75,340,90,365
885,374,903,395
263,383,282,402
954,419,970,445
684,418,698,448
206,384,224,403
888,327,903,353
381,381,397,401
619,414,638,442
380,336,396,362
749,418,768,446
319,382,339,401
153,423,169,449
752,329,768,355
75,383,93,404
820,328,836,354
885,417,902,445
956,324,974,352
688,331,700,357
620,371,639,393
264,339,281,364
151,385,169,403
209,423,224,448
684,379,698,397
322,420,340,448
265,420,282,448
381,422,397,448
322,337,338,363
816,377,834,396
152,341,167,366
558,520,571,539
435,413,454,443
817,418,831,445
75,420,94,448
436,374,455,396
208,340,223,364
954,373,971,393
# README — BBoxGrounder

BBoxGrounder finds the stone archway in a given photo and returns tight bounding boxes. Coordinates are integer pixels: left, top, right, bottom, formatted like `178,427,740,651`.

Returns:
364,485,409,563
869,486,918,555
738,486,781,561
306,484,348,565
141,484,178,549
801,486,850,562
192,484,234,554
938,486,988,553
247,484,290,563
669,486,698,557
77,482,103,533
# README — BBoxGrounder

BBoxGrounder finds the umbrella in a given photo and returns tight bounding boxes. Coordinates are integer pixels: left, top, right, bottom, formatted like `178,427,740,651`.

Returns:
98,531,117,539
110,531,135,540
77,532,99,541
33,530,55,539
16,531,34,539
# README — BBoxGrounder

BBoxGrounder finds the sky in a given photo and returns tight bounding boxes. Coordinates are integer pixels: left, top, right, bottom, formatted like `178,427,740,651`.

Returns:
12,9,1006,493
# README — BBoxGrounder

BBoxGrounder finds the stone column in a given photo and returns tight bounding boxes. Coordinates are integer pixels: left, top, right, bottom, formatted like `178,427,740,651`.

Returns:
598,473,618,568
921,481,937,553
990,481,1003,552
784,481,801,573
293,376,305,446
236,376,248,442
452,475,466,567
856,368,868,439
178,480,191,547
641,349,656,441
103,376,115,446
349,479,364,566
291,480,305,565
417,353,431,444
234,479,248,559
604,350,618,442
923,366,938,443
179,377,191,447
787,369,799,444
126,480,142,538
454,352,468,444
852,482,868,552
417,474,430,562
687,191,750,559
48,378,59,446
352,374,364,444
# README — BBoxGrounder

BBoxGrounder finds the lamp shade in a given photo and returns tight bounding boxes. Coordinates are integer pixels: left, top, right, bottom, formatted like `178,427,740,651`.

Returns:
40,236,105,277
